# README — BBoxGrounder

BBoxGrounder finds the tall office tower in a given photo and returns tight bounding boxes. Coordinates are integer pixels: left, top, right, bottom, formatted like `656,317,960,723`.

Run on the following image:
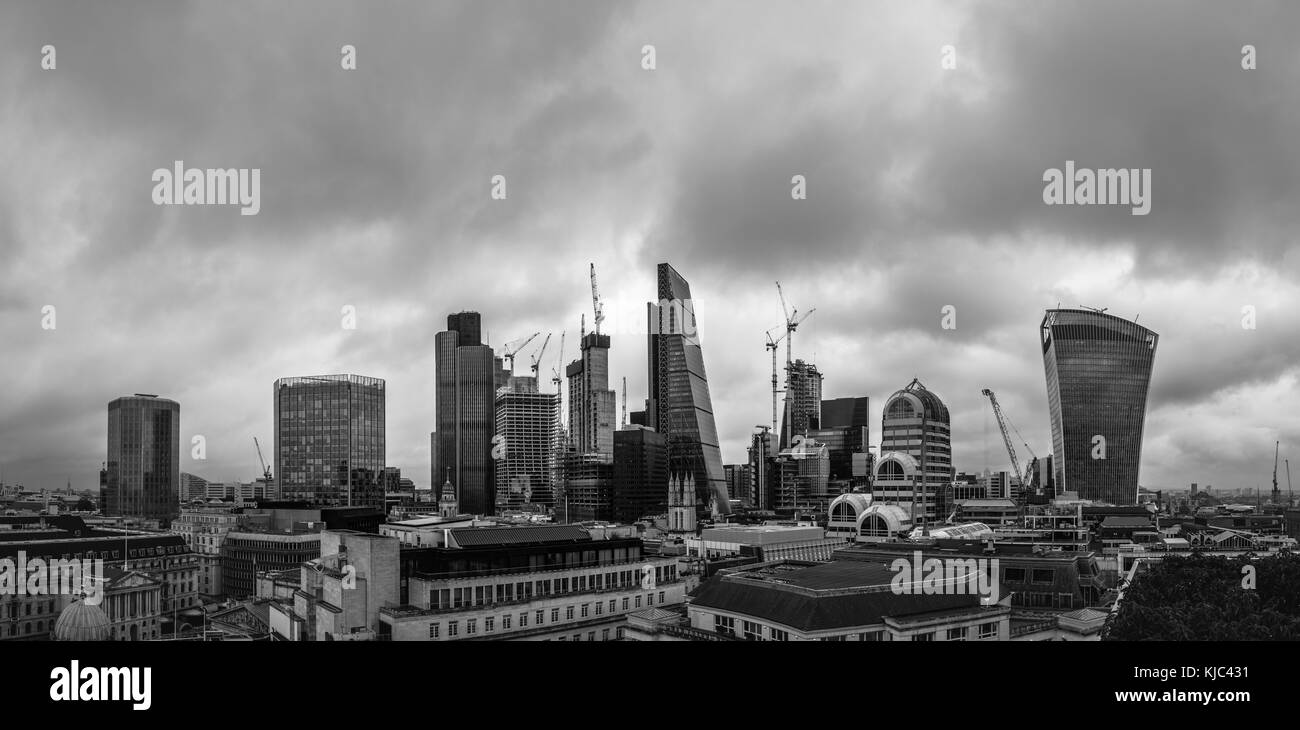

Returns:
612,425,669,523
495,375,560,510
434,311,499,515
812,396,871,490
1041,309,1158,505
104,394,181,524
566,332,616,455
646,262,730,515
780,359,824,448
274,375,386,510
880,379,953,524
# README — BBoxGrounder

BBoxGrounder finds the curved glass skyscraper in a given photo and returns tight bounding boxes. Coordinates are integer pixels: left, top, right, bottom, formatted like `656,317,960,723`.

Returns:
1041,309,1158,505
647,263,730,515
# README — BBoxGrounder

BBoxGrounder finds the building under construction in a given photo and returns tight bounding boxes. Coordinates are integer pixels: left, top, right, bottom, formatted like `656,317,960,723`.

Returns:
494,375,560,510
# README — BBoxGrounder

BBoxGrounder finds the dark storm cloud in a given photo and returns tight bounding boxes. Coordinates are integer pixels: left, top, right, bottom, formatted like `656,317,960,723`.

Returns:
0,0,1296,494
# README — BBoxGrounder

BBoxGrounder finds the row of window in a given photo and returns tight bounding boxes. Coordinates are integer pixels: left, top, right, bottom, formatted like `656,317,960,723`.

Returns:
427,591,667,639
429,566,676,610
713,615,1001,642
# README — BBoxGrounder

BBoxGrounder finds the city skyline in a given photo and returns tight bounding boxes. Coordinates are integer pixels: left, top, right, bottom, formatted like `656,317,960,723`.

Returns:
2,1,1299,497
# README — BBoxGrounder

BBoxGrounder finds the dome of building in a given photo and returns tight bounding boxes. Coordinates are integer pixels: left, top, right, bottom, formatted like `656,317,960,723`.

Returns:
857,503,914,539
828,493,873,525
53,598,111,641
883,378,950,422
874,451,921,481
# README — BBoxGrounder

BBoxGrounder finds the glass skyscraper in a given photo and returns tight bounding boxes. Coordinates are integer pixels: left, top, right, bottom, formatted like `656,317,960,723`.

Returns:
273,374,386,510
1041,309,1158,505
104,394,180,524
647,262,730,515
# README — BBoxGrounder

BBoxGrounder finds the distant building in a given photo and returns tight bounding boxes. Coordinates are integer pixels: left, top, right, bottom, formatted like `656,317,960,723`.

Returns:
811,396,871,491
220,530,321,598
557,452,614,523
879,379,953,524
567,333,617,456
435,312,499,516
1041,309,1158,505
780,359,823,448
774,438,830,514
104,394,181,524
180,473,209,503
612,427,669,523
748,428,777,511
170,503,244,598
273,374,386,510
495,375,560,509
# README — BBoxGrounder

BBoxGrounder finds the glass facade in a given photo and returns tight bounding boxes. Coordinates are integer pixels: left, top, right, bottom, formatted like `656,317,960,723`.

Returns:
273,374,385,509
105,395,181,523
1041,309,1157,505
647,263,730,514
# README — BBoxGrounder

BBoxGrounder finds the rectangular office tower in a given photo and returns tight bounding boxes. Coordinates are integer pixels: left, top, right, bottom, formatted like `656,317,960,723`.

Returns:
495,375,560,509
1041,309,1158,505
812,396,871,491
434,312,498,515
566,332,616,456
612,426,669,523
646,262,731,515
274,375,386,510
104,394,181,524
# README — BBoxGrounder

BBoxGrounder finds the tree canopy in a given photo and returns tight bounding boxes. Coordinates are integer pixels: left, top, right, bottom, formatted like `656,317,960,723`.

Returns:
1104,552,1300,640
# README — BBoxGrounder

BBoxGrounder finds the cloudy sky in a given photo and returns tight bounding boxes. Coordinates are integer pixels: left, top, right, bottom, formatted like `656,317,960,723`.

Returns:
2,0,1297,496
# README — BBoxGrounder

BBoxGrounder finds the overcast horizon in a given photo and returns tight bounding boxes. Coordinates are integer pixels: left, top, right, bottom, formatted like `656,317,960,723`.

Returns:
2,0,1298,497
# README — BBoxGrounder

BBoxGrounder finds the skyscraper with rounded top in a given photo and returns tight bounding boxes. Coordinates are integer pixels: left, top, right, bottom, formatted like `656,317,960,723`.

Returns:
1041,308,1158,505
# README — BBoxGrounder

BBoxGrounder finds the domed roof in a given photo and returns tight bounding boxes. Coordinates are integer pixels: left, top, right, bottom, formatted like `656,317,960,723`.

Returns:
53,598,111,641
884,378,950,422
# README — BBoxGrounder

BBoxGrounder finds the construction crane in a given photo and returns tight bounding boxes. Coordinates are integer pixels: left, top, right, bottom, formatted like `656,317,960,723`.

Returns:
253,437,272,484
621,377,628,427
502,332,540,374
1272,441,1280,504
775,281,815,445
981,389,1028,498
764,326,787,435
530,332,552,379
550,330,566,394
590,263,605,335
1287,458,1293,507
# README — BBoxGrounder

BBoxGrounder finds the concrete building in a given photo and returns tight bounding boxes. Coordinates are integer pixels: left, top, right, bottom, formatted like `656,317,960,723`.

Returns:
686,524,849,563
219,530,321,598
879,379,953,524
780,359,823,449
170,503,244,598
495,375,560,510
377,524,687,641
683,560,1010,642
266,530,399,641
104,394,181,525
567,333,617,457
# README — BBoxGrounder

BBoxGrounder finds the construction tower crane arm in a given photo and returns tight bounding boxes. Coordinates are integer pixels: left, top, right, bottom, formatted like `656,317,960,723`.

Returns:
1273,441,1280,502
253,437,272,482
776,281,793,322
590,263,605,334
550,330,566,392
502,332,540,374
530,332,552,377
981,389,1024,496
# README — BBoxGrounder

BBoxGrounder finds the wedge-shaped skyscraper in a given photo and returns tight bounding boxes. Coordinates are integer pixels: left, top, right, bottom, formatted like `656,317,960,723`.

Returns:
647,263,730,515
1041,309,1158,505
